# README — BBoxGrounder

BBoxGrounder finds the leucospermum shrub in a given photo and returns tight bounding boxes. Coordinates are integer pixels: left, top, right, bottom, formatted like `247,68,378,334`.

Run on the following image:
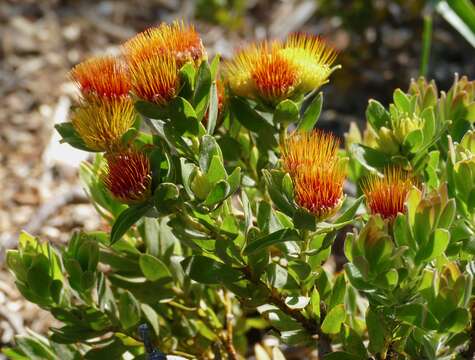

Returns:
5,19,475,360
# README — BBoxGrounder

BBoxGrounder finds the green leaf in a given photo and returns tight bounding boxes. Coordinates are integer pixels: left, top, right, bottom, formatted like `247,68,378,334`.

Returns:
167,97,199,135
141,303,160,336
310,287,321,319
243,228,300,255
178,62,196,98
403,129,423,153
393,89,411,112
27,255,52,299
54,123,96,152
274,99,299,124
366,99,390,130
181,256,242,284
440,308,469,333
199,135,222,172
397,303,438,330
118,291,141,329
207,81,219,134
193,60,212,121
153,182,180,213
416,228,450,264
134,100,167,120
437,0,475,47
321,304,346,334
366,307,386,354
110,203,153,245
206,155,227,184
204,180,230,206
230,96,275,133
350,144,390,173
292,207,316,231
438,198,456,229
334,196,363,224
298,92,323,131
284,296,310,310
139,254,171,281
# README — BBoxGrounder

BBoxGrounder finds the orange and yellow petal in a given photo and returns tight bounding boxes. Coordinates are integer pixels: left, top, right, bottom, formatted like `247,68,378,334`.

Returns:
127,52,180,105
123,20,205,69
71,95,135,152
362,167,413,220
70,56,130,98
280,33,338,93
103,150,152,204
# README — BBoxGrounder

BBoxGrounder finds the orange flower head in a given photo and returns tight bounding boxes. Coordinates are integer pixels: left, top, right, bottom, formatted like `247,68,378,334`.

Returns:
224,41,300,103
123,21,205,69
280,33,339,93
71,95,135,152
126,51,180,105
362,167,413,220
70,56,130,98
282,130,346,219
103,150,152,204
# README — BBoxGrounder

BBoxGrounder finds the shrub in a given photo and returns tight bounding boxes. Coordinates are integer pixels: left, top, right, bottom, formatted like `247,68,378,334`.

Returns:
5,20,475,359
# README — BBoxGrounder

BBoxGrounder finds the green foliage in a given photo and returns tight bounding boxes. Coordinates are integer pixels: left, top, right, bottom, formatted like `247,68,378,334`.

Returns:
6,22,475,360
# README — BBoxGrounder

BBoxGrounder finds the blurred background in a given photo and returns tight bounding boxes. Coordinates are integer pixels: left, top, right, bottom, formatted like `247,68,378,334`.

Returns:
0,0,474,355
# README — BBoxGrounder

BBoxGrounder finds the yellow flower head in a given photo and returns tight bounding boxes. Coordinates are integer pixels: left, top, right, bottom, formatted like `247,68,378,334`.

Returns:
103,149,152,204
71,96,135,152
362,167,413,220
123,20,206,69
70,56,131,99
224,41,300,104
282,130,346,219
280,33,339,93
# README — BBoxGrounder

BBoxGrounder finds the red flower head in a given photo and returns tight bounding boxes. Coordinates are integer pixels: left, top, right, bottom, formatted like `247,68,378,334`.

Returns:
103,150,152,204
362,167,413,220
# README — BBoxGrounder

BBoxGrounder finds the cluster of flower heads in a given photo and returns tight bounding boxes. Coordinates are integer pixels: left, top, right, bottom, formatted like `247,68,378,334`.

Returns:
362,167,414,220
69,21,206,204
224,34,339,104
282,130,346,219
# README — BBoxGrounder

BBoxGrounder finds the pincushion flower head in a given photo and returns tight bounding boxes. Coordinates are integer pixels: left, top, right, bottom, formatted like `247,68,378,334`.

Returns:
282,130,346,219
224,34,338,104
280,33,339,94
70,56,135,152
362,167,413,220
122,21,205,104
103,149,152,204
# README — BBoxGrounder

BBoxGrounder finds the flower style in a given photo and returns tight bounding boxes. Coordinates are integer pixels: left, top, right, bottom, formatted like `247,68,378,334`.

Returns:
103,150,152,204
362,167,413,220
282,130,346,219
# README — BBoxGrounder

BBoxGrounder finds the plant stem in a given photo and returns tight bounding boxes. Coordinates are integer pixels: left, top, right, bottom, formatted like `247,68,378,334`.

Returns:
241,267,332,355
222,290,239,360
420,13,433,77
